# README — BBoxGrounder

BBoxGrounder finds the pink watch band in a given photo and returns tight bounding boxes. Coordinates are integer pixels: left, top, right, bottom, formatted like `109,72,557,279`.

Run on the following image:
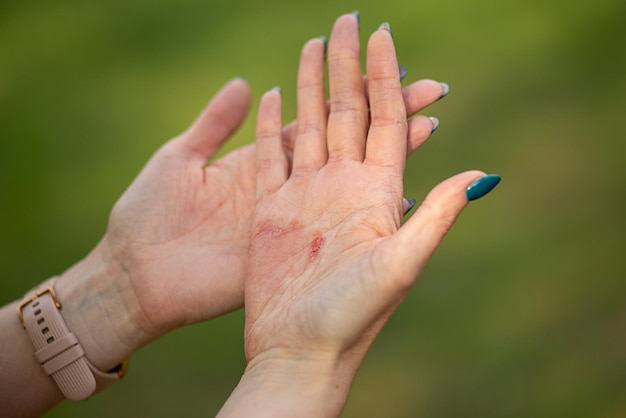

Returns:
18,280,127,401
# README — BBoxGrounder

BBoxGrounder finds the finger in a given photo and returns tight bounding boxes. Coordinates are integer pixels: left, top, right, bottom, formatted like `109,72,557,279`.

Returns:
256,88,288,198
282,78,448,158
402,79,449,117
182,78,251,159
381,171,501,289
364,23,407,169
292,37,328,172
364,78,447,117
326,13,368,162
406,115,439,155
401,80,447,155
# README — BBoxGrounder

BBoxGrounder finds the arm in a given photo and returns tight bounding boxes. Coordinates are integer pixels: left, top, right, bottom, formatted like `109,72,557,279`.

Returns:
0,69,453,416
219,14,499,417
0,78,254,416
0,15,456,415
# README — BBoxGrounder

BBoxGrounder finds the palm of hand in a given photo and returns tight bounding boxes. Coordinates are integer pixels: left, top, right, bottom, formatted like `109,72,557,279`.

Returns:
242,17,414,364
107,140,256,332
245,160,404,359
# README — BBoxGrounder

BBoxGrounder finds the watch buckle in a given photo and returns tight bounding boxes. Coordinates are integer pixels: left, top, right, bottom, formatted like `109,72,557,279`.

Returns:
17,284,62,328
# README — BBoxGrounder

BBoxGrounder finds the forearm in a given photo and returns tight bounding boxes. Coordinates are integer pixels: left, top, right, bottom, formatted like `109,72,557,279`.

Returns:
0,240,150,416
0,301,64,417
54,239,151,372
217,353,357,418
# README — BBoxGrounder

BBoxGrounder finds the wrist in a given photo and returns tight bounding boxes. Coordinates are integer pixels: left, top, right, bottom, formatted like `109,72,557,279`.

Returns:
218,349,357,418
53,238,151,372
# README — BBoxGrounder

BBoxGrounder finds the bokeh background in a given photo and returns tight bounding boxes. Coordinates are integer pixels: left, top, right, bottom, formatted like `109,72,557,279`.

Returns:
1,0,625,416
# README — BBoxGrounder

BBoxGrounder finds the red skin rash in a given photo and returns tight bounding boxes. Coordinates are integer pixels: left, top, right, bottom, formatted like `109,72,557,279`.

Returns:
310,236,325,261
251,218,324,267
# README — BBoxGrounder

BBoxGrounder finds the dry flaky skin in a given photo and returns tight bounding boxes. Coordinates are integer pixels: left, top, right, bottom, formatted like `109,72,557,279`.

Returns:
218,14,487,418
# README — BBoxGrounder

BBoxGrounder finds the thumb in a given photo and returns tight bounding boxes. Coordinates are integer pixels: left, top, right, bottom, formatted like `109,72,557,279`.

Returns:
383,171,501,287
181,77,252,158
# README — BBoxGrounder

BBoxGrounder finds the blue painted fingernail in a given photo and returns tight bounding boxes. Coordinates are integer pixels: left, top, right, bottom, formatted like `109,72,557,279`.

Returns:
438,82,450,101
399,65,408,81
465,175,501,201
378,22,392,36
403,198,417,215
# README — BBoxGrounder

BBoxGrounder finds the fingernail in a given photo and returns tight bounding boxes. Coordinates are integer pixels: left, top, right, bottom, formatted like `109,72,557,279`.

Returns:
438,82,450,100
465,175,501,201
378,22,392,37
403,198,417,215
399,65,408,81
351,11,360,28
428,116,440,133
320,36,328,60
272,86,281,94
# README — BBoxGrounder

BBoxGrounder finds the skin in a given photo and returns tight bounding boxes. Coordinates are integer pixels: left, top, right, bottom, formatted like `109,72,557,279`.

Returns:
0,16,452,417
217,14,487,418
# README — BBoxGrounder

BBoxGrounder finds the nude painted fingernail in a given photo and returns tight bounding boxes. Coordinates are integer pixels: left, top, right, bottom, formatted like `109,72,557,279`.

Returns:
351,11,360,28
320,36,328,60
399,65,408,81
428,116,440,133
378,22,392,36
438,82,450,100
403,198,417,215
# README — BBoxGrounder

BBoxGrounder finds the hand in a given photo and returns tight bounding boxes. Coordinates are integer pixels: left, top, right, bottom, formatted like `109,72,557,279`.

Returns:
104,78,255,333
2,78,257,415
55,66,450,372
237,14,497,417
110,71,447,338
55,78,256,370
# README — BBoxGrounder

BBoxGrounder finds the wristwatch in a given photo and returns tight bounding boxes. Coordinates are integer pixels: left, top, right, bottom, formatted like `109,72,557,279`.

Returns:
17,279,128,401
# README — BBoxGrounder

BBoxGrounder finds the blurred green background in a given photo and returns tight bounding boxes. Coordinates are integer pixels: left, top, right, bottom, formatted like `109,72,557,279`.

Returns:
1,0,625,416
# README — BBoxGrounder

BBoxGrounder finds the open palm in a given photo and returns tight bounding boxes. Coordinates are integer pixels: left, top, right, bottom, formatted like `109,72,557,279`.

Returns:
244,16,488,370
104,79,256,334
99,28,451,338
245,18,416,363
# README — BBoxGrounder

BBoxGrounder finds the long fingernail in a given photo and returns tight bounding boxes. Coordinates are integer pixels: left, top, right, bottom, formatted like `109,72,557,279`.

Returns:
428,116,440,133
351,11,360,29
378,22,392,37
438,82,450,101
403,198,417,215
320,36,328,60
399,65,408,81
466,175,501,201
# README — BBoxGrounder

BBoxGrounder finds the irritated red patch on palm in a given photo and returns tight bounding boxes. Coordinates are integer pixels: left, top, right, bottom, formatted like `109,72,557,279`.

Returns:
309,235,325,261
250,219,305,259
251,219,304,242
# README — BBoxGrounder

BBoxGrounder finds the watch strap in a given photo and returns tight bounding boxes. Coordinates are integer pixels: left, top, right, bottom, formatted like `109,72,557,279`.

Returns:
18,280,126,400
